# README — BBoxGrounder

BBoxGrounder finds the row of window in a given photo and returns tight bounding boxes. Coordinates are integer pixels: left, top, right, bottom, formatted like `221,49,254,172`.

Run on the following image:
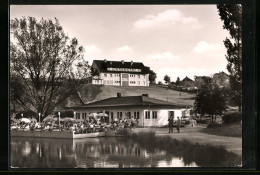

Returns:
145,111,157,119
76,111,141,120
130,81,146,85
104,80,114,85
104,73,146,78
102,80,146,85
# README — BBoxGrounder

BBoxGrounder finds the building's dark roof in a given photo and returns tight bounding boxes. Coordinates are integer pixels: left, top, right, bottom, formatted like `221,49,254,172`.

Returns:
69,95,187,109
92,60,150,74
182,76,193,82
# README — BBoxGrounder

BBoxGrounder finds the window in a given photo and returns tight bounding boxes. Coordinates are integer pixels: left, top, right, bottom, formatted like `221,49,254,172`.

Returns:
143,81,145,85
145,111,150,119
138,81,140,85
104,74,107,77
111,112,114,121
82,113,87,119
152,111,157,119
110,74,113,77
76,113,80,119
134,111,140,119
104,80,106,84
117,112,123,119
138,75,140,78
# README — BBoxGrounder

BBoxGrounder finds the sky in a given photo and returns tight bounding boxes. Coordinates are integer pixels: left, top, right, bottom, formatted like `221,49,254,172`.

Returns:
10,5,230,83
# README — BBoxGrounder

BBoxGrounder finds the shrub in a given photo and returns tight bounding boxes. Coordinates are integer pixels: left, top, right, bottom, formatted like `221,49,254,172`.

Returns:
222,112,242,124
207,122,222,128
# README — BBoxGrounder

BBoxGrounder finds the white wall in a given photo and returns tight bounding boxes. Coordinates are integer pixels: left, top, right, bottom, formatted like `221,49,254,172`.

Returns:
143,109,182,127
74,107,183,127
91,72,149,86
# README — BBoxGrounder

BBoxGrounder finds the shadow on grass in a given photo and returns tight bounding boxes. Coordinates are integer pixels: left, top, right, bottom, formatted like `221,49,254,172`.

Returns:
123,131,241,167
201,125,242,138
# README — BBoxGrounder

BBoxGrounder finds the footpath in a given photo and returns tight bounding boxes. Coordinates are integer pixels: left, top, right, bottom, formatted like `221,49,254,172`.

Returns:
134,124,242,157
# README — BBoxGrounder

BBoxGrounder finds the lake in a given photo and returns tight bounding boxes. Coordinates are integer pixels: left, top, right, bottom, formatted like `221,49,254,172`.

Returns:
10,136,198,168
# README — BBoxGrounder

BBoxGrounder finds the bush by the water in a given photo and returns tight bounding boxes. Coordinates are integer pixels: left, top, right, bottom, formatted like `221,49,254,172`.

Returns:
207,122,222,128
222,112,242,124
124,131,241,167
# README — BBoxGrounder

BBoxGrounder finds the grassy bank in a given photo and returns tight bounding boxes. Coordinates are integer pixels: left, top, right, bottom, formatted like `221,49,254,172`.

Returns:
125,131,241,167
202,122,242,137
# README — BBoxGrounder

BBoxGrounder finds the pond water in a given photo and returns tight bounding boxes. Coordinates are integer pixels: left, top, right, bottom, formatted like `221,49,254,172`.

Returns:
10,137,198,168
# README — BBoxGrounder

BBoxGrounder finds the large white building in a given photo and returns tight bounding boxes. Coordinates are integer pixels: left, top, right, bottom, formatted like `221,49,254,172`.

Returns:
86,60,150,86
70,93,190,127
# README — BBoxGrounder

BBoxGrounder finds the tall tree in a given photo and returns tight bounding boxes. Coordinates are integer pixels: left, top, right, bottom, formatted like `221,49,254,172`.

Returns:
175,77,180,85
217,4,242,111
148,69,157,84
10,17,88,121
194,79,227,122
164,75,171,85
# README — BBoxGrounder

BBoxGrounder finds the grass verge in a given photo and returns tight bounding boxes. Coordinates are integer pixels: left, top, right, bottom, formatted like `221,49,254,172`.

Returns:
202,122,242,137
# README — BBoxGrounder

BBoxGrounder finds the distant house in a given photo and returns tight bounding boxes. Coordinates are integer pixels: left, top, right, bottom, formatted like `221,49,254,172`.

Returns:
178,76,194,87
69,93,190,127
86,59,150,86
212,71,230,88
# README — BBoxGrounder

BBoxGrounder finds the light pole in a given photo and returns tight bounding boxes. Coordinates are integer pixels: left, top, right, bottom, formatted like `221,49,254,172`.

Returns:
58,112,61,128
38,113,41,123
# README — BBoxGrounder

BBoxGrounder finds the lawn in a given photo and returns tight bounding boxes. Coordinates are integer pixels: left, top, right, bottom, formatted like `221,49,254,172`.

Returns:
93,84,195,106
201,122,242,137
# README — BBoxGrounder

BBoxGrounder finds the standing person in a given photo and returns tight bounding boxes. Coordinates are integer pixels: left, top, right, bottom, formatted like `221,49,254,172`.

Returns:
168,116,174,133
176,117,181,133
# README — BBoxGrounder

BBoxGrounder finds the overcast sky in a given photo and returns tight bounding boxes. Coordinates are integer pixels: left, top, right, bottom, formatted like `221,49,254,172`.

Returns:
10,5,230,83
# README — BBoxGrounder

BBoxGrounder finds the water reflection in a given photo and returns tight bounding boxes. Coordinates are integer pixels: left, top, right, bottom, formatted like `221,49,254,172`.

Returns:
10,137,197,168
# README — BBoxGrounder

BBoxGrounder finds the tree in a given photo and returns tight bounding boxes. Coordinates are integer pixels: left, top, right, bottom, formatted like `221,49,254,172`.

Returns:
194,79,227,122
217,4,242,111
10,17,88,121
90,66,100,77
158,81,163,85
164,75,171,85
148,69,157,84
176,77,180,85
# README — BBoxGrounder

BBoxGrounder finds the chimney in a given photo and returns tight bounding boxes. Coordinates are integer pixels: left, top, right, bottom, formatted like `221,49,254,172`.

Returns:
142,94,148,97
131,61,133,66
104,59,107,63
117,93,121,98
121,60,124,64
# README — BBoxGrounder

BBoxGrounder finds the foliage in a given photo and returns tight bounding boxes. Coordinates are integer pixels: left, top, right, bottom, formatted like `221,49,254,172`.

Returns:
163,75,171,84
194,79,227,122
148,69,157,83
217,4,242,111
54,110,74,118
10,16,88,120
207,122,222,128
222,112,242,124
158,81,163,85
90,66,100,77
175,77,180,85
15,111,37,119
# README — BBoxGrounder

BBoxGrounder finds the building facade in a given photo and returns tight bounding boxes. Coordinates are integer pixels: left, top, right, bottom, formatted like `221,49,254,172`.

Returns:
86,60,150,86
70,93,190,127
